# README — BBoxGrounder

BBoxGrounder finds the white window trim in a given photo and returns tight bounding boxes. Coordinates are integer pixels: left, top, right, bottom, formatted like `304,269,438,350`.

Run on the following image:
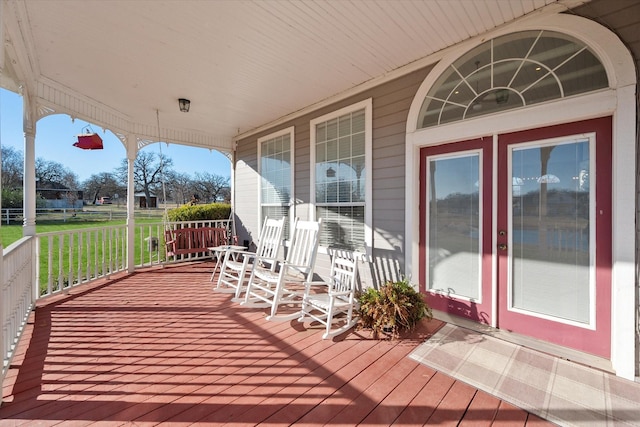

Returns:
310,98,373,256
257,126,295,236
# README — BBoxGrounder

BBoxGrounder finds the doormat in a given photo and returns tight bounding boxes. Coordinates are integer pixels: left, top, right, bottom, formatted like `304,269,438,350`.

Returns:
409,323,639,426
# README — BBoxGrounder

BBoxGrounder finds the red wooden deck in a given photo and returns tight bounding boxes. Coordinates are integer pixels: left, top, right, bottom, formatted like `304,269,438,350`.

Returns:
1,262,552,426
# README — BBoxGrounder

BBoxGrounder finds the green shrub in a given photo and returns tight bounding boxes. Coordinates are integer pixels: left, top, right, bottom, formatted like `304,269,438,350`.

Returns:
1,189,47,209
167,203,231,222
358,278,432,339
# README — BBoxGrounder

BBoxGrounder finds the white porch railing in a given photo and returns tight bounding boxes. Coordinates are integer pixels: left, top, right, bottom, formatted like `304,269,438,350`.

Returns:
1,219,231,403
1,236,35,401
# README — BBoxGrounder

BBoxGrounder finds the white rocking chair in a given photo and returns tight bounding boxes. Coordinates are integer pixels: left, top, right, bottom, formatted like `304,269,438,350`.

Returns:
299,249,359,339
214,216,285,301
241,218,322,321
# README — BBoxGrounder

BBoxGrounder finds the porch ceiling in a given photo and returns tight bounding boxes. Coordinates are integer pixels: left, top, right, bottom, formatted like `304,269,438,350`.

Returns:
1,0,575,152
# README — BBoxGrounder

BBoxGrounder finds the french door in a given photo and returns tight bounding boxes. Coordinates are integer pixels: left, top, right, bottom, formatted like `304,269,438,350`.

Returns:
419,137,494,324
420,118,612,357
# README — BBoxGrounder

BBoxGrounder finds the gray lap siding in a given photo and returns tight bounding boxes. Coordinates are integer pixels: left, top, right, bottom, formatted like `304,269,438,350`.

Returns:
233,67,431,287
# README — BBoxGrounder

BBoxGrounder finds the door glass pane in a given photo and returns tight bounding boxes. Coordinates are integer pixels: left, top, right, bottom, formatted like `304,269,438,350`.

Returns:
511,139,591,323
428,154,481,300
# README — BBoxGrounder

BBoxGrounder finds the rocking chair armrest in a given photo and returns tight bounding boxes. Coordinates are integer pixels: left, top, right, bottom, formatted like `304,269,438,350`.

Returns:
328,289,352,297
303,280,328,288
303,281,328,286
279,261,307,270
227,249,255,257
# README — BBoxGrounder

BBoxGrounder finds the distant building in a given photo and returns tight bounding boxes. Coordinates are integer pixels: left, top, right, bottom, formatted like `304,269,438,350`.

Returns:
37,181,83,209
134,192,157,208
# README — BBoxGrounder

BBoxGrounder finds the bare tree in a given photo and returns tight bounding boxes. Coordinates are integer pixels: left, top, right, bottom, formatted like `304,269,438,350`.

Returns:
82,172,125,204
193,172,230,203
35,158,75,186
117,150,173,207
166,172,196,206
1,146,23,190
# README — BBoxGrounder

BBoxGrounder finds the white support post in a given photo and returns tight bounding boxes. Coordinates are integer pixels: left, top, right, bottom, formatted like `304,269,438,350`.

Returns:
22,100,37,237
0,8,4,398
126,138,137,273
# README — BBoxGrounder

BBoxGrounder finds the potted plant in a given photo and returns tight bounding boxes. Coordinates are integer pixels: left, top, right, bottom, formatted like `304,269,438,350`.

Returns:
357,278,432,338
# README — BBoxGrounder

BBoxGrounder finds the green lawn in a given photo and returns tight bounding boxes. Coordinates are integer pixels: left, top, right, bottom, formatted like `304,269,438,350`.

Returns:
1,210,164,247
2,211,167,294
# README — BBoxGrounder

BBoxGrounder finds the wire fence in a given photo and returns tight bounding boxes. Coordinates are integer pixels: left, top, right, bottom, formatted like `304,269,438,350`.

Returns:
1,207,164,224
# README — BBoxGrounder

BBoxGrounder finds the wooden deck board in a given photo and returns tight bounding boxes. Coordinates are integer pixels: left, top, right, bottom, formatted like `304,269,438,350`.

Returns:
0,262,553,426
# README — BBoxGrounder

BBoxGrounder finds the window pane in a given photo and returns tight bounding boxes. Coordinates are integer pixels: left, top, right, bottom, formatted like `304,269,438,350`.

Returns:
529,33,578,70
493,59,521,89
338,136,351,159
351,156,365,202
419,98,444,128
316,123,326,143
418,30,608,129
352,110,365,133
511,139,591,323
339,115,351,137
428,154,481,300
314,107,368,250
511,61,550,93
493,32,538,62
556,49,608,96
317,205,365,251
440,103,466,125
338,180,351,203
316,142,326,163
522,74,561,105
261,133,292,238
326,140,338,161
352,133,365,156
262,205,290,239
327,119,338,140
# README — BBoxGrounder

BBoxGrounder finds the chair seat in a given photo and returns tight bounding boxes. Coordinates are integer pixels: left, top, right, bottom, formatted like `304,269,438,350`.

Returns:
304,293,352,310
225,259,247,272
253,265,306,283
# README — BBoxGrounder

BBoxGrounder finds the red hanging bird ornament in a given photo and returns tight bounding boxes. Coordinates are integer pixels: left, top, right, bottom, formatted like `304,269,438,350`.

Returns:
73,125,103,150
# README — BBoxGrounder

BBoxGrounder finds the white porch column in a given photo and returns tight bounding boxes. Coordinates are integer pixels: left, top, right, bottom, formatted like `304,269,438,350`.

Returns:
0,1,5,404
22,94,37,236
126,137,137,273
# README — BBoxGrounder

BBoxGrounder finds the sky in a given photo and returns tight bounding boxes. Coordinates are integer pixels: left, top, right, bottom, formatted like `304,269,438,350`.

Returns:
0,88,231,183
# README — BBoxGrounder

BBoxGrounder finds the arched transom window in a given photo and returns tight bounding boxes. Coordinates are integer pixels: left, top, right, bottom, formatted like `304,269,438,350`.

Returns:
417,30,608,129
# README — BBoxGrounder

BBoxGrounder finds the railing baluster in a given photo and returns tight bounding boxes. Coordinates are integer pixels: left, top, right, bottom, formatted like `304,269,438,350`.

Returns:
58,234,64,291
94,230,99,278
47,235,54,295
2,237,35,401
68,233,75,288
78,232,83,284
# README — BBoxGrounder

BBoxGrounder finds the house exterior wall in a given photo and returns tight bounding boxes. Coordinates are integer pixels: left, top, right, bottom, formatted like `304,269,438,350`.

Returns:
572,0,640,381
232,0,638,378
234,67,432,286
233,136,261,247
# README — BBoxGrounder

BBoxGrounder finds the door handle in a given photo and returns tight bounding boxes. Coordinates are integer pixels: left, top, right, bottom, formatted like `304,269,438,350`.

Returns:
498,244,508,251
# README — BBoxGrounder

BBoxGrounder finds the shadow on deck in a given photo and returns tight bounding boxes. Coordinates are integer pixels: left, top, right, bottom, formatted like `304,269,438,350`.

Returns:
1,262,550,426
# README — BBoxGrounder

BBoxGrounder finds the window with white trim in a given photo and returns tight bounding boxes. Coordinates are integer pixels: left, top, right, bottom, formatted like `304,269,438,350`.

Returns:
258,127,294,238
311,99,371,251
417,30,608,128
